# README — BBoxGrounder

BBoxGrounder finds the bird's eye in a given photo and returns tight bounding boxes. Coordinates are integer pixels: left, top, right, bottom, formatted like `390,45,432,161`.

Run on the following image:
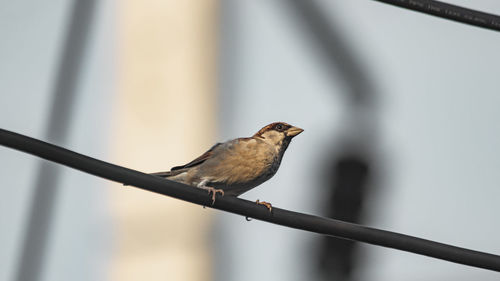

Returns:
275,124,284,131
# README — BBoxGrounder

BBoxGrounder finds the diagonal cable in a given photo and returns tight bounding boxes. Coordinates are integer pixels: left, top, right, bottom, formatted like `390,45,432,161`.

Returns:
372,0,500,32
1,128,500,273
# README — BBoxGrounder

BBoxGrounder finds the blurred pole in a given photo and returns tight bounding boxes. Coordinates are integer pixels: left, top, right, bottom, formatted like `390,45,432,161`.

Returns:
217,0,240,133
13,1,96,281
320,152,372,280
285,1,379,280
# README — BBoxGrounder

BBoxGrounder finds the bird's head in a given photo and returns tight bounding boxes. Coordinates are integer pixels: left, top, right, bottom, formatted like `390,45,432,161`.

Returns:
253,122,304,148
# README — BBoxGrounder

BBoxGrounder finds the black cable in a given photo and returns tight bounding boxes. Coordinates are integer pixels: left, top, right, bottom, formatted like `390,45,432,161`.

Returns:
2,129,500,272
372,0,500,32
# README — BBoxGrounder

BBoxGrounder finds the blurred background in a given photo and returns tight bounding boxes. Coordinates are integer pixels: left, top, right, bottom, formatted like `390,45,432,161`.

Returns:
1,0,500,281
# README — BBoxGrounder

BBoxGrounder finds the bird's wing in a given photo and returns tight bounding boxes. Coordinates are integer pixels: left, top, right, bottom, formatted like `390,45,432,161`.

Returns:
148,142,222,178
171,142,222,171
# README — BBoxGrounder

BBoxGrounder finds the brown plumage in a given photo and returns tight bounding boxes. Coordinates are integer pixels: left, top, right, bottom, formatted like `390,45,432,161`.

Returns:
151,122,303,208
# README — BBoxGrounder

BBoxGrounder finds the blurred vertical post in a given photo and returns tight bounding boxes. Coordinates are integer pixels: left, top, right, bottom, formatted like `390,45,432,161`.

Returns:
111,1,217,281
14,1,96,281
285,1,379,280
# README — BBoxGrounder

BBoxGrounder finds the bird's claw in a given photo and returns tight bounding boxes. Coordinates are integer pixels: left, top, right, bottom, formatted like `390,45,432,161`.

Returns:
207,187,224,204
256,199,272,212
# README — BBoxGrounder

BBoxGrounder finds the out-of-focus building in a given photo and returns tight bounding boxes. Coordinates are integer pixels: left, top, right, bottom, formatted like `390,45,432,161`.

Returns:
110,1,217,280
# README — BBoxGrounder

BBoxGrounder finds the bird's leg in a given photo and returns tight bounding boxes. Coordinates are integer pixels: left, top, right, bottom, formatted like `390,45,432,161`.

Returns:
207,188,224,204
256,199,272,212
197,180,224,204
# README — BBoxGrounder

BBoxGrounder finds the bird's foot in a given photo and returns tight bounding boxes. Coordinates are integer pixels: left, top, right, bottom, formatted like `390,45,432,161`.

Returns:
256,199,272,212
206,187,224,204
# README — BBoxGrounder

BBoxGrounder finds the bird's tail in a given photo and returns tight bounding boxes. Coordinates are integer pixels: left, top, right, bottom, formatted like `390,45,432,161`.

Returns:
149,169,188,183
123,170,186,186
149,171,173,178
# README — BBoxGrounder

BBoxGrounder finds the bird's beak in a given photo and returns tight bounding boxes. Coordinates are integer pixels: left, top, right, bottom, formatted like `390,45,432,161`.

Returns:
286,126,304,137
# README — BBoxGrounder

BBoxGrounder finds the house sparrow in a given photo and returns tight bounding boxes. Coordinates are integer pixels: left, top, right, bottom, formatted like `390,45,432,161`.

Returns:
151,122,303,210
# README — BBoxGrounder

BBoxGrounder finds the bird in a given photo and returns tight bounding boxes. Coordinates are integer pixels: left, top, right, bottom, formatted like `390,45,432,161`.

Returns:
150,122,303,211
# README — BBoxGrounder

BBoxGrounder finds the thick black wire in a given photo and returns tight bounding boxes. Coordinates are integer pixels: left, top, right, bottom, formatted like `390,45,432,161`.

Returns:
1,128,500,272
372,0,500,32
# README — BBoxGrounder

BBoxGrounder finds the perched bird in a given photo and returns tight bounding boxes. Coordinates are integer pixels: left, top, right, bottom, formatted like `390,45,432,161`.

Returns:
151,122,303,210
